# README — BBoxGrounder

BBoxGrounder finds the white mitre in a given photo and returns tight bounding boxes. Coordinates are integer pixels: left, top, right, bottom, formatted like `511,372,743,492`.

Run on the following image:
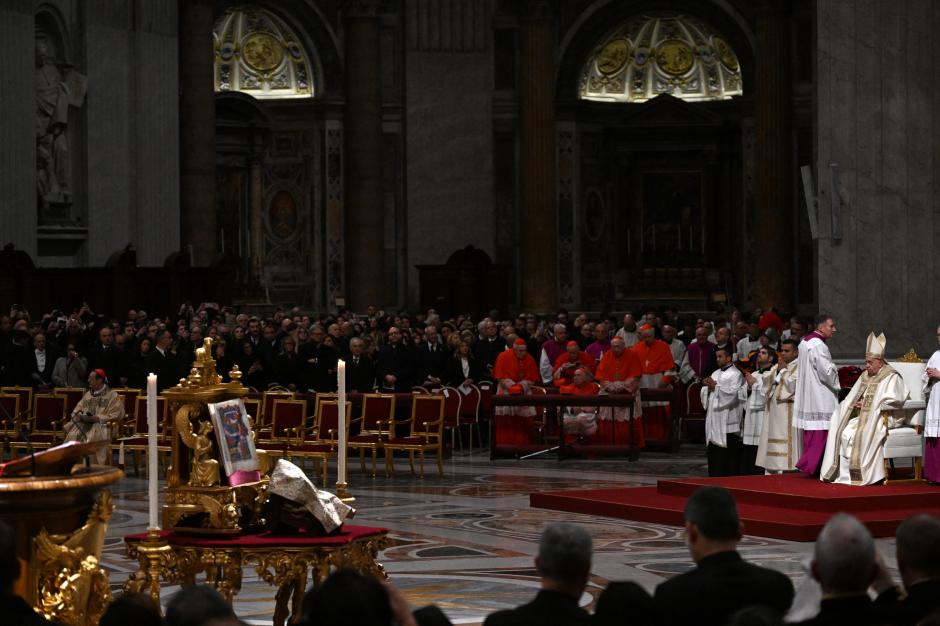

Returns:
865,332,887,359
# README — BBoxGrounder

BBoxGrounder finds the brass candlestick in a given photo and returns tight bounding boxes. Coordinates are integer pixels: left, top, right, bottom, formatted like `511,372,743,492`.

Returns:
123,528,175,607
335,481,355,504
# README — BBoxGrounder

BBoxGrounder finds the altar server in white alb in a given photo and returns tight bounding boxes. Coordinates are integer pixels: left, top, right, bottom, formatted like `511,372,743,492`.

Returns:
794,314,840,476
820,333,909,485
741,346,777,474
701,346,747,477
756,339,802,472
922,324,940,483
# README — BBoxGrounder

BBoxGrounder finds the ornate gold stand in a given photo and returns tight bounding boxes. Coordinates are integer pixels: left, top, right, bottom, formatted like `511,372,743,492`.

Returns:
0,466,122,626
124,531,388,626
161,338,268,534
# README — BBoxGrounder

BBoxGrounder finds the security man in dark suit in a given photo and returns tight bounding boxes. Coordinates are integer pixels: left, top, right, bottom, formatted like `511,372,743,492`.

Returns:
483,523,591,626
345,337,376,393
654,486,794,625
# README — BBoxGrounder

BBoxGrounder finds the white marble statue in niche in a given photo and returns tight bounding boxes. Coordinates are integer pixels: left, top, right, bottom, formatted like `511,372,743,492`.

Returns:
35,25,85,215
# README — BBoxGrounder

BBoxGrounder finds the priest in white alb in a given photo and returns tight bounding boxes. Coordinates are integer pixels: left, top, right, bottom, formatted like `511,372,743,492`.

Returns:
922,324,940,483
820,333,910,485
741,346,776,474
756,339,802,472
701,346,747,477
794,314,840,476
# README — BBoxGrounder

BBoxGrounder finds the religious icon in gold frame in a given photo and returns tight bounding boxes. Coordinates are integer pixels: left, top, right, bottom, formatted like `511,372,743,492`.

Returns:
208,398,259,476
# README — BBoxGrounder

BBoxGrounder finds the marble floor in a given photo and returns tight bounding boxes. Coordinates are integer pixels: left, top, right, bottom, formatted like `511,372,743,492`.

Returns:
100,445,901,625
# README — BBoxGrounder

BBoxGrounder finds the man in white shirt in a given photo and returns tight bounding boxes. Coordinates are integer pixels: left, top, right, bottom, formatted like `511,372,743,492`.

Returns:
701,346,747,476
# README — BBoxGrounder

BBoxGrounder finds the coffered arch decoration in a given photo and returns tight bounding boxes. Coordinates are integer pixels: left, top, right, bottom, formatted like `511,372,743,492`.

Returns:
579,12,742,103
214,5,314,99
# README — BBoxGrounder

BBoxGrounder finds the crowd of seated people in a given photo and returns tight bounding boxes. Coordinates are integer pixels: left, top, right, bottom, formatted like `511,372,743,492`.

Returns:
0,301,813,396
5,492,939,626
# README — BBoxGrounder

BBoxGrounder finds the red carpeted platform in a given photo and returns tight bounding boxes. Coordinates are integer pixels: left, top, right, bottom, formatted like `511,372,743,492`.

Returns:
530,474,940,541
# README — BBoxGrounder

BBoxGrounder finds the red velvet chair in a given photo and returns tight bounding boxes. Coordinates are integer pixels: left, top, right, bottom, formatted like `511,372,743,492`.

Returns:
348,393,395,476
289,400,350,487
0,393,23,439
14,394,66,454
1,387,32,428
440,387,464,452
384,395,445,477
259,398,306,458
121,395,168,474
260,390,294,430
54,387,86,417
458,384,483,448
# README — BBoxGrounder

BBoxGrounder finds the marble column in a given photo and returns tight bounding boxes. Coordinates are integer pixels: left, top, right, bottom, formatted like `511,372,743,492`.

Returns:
344,0,384,310
519,1,557,311
753,3,792,309
178,0,216,266
249,159,264,280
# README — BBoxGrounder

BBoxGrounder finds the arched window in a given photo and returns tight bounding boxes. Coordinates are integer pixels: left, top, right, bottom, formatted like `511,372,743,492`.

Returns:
214,5,314,99
579,13,742,103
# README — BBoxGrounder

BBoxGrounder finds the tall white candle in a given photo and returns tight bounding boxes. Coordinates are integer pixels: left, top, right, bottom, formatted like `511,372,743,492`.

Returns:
147,373,159,531
337,360,347,486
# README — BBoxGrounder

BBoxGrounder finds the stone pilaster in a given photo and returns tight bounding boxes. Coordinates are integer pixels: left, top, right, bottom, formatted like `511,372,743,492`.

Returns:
179,0,216,266
519,1,557,311
344,0,384,309
752,3,792,309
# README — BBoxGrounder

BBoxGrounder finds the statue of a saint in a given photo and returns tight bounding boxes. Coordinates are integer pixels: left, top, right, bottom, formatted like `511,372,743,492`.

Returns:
35,26,85,215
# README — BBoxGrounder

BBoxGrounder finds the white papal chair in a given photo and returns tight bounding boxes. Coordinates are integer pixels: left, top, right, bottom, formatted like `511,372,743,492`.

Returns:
884,356,927,483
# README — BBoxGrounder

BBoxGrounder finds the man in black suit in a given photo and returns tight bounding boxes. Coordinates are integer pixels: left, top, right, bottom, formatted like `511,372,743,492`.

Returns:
88,326,129,387
416,325,448,387
654,486,793,625
298,325,338,392
474,320,506,380
150,329,179,391
29,333,57,389
794,513,915,626
874,513,940,621
345,338,376,392
483,523,591,626
376,327,415,392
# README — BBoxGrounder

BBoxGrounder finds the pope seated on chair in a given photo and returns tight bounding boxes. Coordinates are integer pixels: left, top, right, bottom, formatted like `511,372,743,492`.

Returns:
820,333,910,485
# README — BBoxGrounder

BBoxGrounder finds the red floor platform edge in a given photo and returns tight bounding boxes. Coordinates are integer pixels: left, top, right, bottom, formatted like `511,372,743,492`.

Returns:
529,474,940,541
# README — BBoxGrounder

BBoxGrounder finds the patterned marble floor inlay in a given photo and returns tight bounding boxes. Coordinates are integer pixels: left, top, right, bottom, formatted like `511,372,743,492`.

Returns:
99,447,902,626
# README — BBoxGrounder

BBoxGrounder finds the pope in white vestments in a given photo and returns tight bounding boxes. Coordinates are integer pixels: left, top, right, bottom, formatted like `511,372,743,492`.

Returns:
756,340,802,472
701,347,747,477
820,333,909,485
921,326,940,483
794,316,840,475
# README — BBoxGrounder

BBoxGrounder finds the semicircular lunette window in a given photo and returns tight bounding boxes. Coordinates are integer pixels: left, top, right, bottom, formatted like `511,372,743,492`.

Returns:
579,13,742,103
214,5,313,99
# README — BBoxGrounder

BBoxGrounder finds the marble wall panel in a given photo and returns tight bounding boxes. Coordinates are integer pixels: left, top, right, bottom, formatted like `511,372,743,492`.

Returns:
817,0,939,357
134,24,180,266
85,19,134,265
404,51,495,304
85,0,179,267
0,5,37,258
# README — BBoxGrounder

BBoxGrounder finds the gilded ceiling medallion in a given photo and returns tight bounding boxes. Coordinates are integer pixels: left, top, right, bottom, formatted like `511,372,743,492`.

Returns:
714,37,739,70
655,39,694,76
596,38,630,75
242,32,283,72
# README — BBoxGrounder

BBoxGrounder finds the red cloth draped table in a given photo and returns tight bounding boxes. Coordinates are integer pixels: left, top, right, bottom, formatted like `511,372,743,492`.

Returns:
123,525,388,626
490,391,672,458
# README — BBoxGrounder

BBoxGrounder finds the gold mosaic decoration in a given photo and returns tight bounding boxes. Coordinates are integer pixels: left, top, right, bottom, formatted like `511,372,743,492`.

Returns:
579,13,743,103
